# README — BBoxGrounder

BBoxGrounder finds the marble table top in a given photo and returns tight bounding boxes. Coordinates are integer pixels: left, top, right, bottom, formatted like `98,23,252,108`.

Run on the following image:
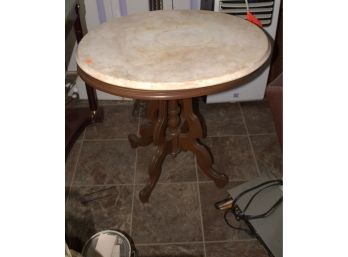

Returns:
77,10,271,91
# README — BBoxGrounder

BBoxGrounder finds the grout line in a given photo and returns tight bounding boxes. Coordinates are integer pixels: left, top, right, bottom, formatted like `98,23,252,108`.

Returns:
197,179,247,184
135,241,204,246
135,238,257,247
129,148,137,237
135,181,199,186
205,238,258,244
66,140,84,204
157,180,197,185
71,183,135,187
71,180,254,187
70,181,201,187
71,180,253,188
83,138,130,142
129,112,141,236
194,157,207,257
239,103,261,176
206,133,276,138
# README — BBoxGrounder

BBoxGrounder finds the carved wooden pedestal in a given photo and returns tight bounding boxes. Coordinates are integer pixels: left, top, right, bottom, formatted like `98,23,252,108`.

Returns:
129,99,228,203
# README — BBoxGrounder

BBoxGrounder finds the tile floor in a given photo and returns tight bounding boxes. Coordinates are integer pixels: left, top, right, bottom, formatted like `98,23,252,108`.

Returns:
65,99,282,257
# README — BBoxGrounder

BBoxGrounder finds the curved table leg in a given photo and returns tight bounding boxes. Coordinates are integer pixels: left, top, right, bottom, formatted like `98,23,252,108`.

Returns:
180,98,228,187
135,98,228,203
139,143,168,202
139,101,168,203
187,140,228,187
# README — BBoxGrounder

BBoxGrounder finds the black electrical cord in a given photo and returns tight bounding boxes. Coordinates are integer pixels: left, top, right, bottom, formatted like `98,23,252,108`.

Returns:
241,182,283,220
216,179,283,234
223,209,253,235
231,180,282,210
242,182,280,212
234,180,282,220
241,196,282,220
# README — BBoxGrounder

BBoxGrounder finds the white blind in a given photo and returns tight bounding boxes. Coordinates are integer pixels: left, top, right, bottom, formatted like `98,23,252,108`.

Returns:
218,0,274,26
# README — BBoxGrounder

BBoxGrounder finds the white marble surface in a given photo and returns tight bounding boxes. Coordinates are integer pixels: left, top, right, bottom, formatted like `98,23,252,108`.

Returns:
77,10,271,91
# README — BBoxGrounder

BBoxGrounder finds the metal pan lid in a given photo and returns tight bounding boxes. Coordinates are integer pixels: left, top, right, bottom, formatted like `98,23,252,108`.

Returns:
81,230,132,257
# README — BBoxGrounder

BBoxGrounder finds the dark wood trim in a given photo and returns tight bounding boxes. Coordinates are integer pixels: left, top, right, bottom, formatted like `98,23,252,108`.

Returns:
65,14,77,39
266,2,283,148
73,4,84,43
65,3,104,159
77,60,269,100
266,73,282,149
268,2,283,83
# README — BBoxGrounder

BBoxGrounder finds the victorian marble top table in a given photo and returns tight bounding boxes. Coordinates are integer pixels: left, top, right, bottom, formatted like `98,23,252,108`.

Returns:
77,10,271,203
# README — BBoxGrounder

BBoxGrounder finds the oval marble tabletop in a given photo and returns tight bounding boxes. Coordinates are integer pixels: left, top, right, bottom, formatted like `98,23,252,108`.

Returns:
77,10,271,92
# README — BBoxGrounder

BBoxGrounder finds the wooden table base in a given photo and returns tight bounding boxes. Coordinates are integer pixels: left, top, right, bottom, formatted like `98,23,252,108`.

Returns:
128,98,228,203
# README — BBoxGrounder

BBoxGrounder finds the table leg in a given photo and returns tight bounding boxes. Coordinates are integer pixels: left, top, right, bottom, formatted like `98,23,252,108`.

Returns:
179,99,228,187
131,98,228,203
86,85,104,122
139,101,168,202
139,143,169,202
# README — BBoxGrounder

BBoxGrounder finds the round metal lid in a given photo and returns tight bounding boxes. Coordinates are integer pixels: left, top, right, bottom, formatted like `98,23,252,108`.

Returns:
82,230,132,257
